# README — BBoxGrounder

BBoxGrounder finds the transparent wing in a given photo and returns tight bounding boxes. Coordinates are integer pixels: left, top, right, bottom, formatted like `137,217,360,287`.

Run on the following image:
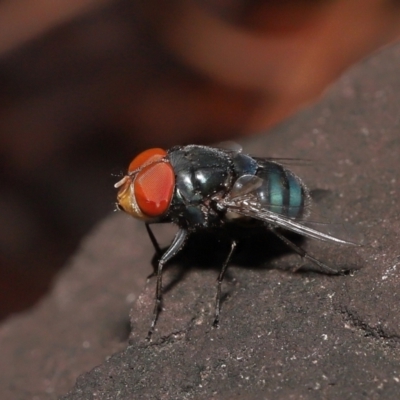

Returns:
212,145,314,168
252,157,314,167
223,175,358,246
213,141,243,153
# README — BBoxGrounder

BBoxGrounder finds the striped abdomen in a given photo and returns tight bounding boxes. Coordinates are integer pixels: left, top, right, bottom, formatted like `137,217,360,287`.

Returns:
255,162,306,219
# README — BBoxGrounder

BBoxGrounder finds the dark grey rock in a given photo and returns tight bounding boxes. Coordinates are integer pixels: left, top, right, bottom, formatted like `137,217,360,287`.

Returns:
3,41,400,400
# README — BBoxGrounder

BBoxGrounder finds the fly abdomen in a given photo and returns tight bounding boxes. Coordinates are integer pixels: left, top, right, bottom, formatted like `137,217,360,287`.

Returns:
256,162,306,219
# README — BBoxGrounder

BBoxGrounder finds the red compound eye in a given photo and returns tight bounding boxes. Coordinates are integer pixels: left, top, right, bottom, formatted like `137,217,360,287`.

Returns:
128,148,167,173
134,161,175,217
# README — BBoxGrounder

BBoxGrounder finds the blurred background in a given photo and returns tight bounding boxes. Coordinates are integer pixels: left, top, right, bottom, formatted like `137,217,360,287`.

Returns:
1,0,399,320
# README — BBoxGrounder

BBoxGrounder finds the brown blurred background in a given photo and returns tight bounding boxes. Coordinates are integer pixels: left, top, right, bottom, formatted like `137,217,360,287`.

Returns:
1,0,399,320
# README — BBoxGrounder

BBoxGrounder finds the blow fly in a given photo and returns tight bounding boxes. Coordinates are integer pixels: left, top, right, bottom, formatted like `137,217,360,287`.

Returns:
115,144,354,338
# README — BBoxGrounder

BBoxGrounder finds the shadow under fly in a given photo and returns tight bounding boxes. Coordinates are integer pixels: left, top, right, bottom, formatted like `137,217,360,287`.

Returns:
144,221,355,338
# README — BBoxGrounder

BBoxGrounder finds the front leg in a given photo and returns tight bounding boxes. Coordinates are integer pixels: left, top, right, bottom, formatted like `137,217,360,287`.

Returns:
145,223,162,279
147,228,189,340
145,222,162,256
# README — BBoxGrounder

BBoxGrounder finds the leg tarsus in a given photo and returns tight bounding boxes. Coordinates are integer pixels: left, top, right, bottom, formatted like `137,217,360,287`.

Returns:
213,240,237,327
146,259,164,340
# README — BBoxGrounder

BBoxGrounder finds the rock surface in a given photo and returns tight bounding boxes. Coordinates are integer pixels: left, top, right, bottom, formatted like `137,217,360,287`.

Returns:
2,43,400,399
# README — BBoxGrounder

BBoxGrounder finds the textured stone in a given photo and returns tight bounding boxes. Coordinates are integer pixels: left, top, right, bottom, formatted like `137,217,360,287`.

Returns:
2,42,400,400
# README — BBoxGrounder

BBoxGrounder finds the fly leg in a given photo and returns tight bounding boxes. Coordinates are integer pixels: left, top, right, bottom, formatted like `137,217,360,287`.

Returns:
269,226,340,274
145,223,162,279
147,228,189,340
213,240,237,327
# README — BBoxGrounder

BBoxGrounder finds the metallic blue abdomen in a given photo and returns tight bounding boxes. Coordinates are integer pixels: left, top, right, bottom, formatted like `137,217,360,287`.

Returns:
255,162,305,219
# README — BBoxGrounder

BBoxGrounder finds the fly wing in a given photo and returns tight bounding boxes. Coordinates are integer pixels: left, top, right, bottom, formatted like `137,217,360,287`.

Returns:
214,150,313,167
223,175,357,246
252,157,314,167
213,141,243,153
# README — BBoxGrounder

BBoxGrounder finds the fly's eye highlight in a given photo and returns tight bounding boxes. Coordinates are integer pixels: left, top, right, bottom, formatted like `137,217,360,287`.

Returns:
128,148,167,173
134,160,175,217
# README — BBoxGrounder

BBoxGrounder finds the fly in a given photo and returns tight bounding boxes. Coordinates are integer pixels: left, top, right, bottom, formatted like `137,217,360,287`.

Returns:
115,144,356,338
